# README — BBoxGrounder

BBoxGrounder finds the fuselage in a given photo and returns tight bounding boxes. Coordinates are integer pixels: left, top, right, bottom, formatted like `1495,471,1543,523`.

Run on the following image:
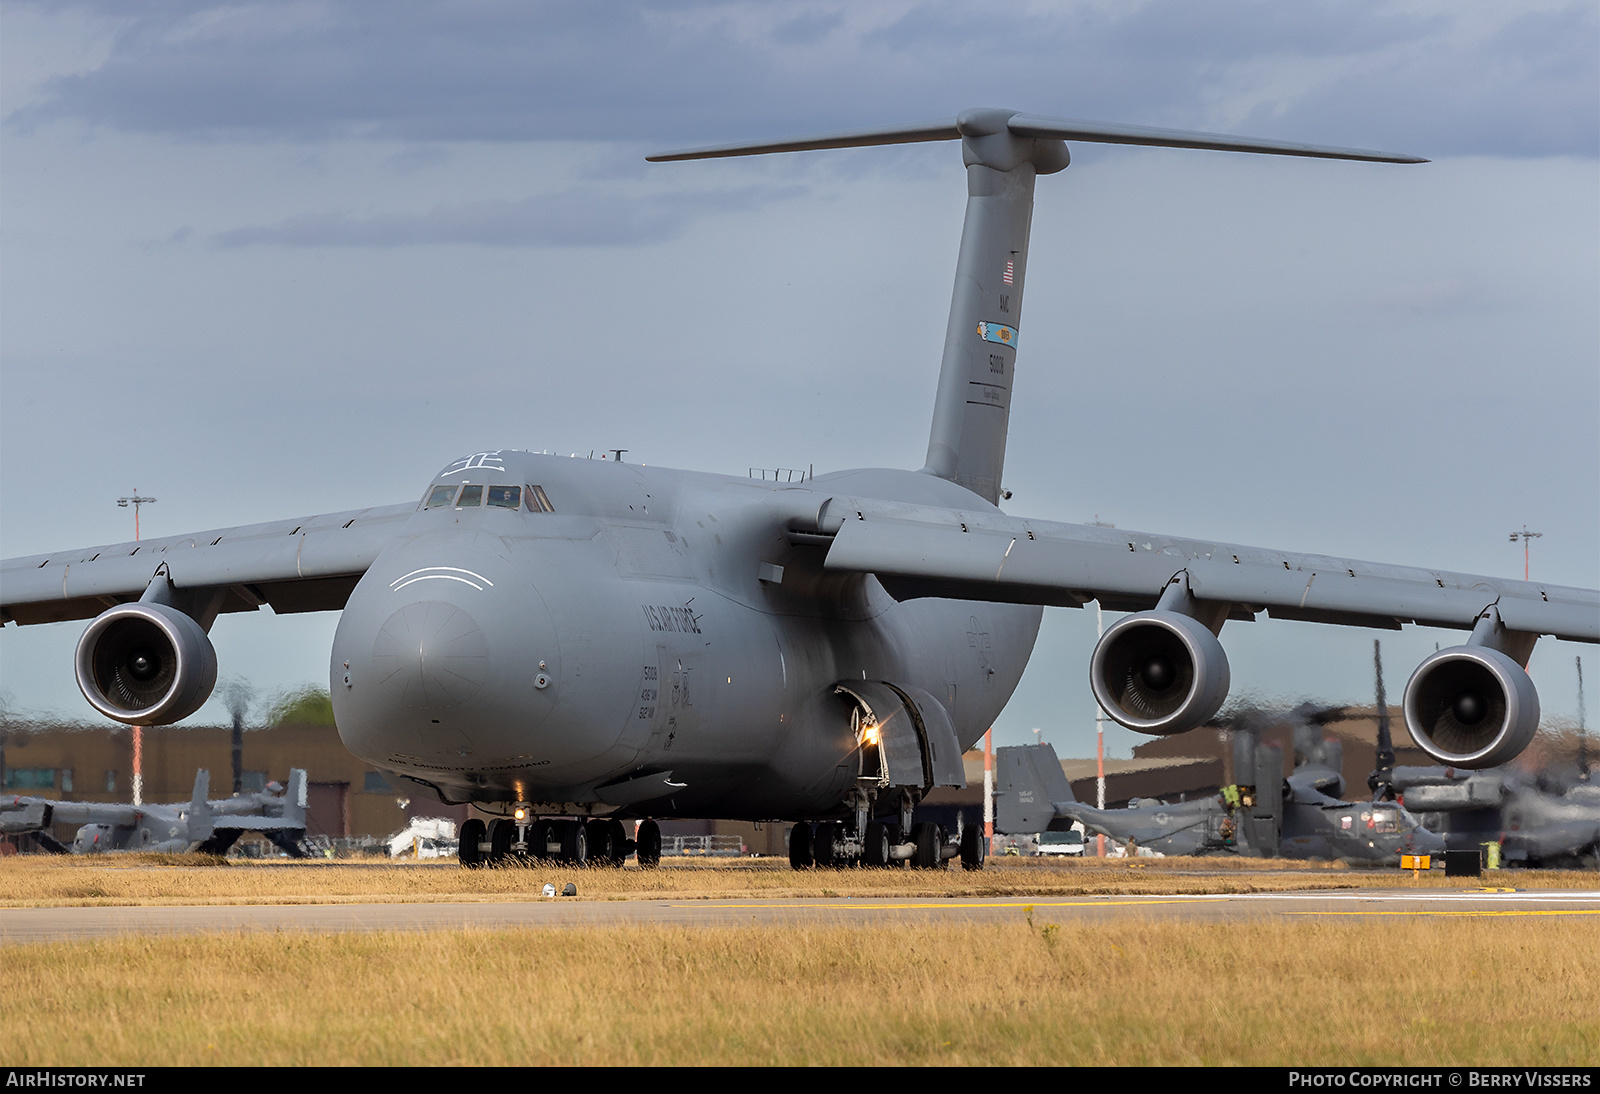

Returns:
330,451,1042,820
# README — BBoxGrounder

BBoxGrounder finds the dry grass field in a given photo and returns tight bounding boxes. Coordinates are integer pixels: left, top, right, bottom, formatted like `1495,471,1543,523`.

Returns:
2,852,1594,908
2,916,1595,1066
3,855,1595,1065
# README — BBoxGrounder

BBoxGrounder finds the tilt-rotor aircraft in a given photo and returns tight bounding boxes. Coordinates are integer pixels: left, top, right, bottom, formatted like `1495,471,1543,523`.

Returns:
3,110,1596,871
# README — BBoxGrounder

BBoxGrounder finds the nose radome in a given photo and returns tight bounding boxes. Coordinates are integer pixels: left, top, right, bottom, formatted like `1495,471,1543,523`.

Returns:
372,600,490,708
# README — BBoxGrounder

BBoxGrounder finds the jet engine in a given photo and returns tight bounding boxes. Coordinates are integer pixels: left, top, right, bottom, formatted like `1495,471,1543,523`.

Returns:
1402,645,1539,769
74,602,218,725
1090,609,1231,736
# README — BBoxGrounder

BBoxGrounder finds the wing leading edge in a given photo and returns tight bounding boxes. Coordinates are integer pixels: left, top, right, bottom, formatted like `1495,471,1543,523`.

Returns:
816,500,1598,644
1,503,414,626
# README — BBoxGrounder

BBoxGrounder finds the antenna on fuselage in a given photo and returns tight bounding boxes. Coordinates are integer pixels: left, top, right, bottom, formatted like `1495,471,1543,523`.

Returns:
650,110,1424,505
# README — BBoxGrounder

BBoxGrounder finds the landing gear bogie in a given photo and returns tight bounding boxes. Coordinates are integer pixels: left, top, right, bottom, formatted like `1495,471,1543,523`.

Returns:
458,813,649,869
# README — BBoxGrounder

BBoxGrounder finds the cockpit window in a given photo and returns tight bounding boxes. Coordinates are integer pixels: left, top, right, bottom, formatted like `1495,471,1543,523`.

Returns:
487,485,520,509
528,485,554,512
425,485,457,508
457,485,484,507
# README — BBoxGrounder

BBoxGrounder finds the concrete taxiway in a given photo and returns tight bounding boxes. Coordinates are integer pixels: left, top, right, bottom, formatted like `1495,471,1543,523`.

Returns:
2,888,1595,943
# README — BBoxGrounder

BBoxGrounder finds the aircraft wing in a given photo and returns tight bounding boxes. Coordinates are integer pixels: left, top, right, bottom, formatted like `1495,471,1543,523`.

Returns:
1,503,414,625
817,500,1599,643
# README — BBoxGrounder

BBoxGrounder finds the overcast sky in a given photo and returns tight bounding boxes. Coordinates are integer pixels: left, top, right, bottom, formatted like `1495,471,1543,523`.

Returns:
2,1,1596,758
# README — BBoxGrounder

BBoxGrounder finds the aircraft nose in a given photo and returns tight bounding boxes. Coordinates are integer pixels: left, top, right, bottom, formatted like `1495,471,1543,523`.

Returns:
372,600,490,708
331,545,565,770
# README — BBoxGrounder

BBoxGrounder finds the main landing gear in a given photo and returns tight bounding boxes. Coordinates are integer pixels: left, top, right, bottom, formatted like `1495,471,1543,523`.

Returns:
458,815,661,869
789,812,984,871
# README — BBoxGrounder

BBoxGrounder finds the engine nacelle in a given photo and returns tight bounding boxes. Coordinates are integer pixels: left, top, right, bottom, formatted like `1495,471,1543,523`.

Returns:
1402,645,1539,769
1090,609,1231,736
74,602,218,725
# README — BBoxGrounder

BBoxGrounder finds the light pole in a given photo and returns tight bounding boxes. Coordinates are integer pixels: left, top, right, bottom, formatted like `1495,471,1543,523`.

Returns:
1509,526,1542,581
1089,517,1114,859
1095,601,1107,857
983,727,994,851
115,491,155,805
117,491,157,541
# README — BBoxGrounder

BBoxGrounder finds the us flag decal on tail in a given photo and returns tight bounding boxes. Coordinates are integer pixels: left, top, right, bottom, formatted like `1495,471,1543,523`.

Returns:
1003,260,1014,285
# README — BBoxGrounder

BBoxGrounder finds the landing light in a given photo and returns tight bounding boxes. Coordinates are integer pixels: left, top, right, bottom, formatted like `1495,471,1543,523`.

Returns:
513,807,528,822
861,724,880,746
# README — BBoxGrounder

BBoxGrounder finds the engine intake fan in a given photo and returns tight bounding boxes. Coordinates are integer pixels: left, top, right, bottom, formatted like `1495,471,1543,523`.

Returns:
75,602,218,726
1090,608,1230,736
1403,644,1539,769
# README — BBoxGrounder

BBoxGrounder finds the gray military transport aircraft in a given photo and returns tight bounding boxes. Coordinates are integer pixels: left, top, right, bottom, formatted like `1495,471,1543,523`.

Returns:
3,109,1597,871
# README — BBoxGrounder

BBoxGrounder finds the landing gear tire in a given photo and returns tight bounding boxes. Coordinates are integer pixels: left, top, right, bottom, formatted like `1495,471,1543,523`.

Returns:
636,820,662,868
608,819,631,863
459,818,486,868
558,819,587,865
814,820,839,868
911,822,942,870
864,821,891,868
586,818,616,866
789,822,814,870
488,818,515,864
531,819,557,861
960,823,986,871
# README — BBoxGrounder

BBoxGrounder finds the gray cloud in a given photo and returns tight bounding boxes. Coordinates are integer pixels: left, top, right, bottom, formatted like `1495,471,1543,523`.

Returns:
1358,277,1484,316
7,1,1595,156
210,183,806,247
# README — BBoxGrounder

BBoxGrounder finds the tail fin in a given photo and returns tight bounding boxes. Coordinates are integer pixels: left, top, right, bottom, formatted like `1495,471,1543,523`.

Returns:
281,767,308,831
188,769,214,844
994,742,1077,833
283,769,308,828
649,111,1421,506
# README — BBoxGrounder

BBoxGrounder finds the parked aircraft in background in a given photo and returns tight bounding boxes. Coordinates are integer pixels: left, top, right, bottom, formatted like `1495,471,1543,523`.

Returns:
994,736,1445,866
1,769,309,856
3,109,1596,870
1366,640,1599,866
1391,766,1599,867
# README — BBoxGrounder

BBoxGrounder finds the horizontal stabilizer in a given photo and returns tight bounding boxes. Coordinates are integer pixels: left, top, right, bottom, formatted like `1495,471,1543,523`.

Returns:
646,120,958,161
1004,114,1427,163
648,109,1425,165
